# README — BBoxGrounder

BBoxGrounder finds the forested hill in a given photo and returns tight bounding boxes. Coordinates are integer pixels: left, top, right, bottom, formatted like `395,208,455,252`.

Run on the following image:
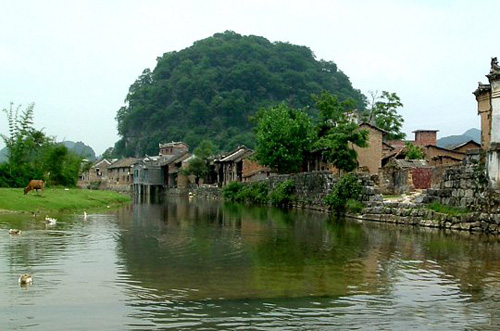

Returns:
114,31,366,156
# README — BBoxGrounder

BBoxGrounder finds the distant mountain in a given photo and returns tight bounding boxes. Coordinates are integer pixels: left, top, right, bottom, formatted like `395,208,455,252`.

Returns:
437,128,481,148
0,141,96,163
61,141,96,161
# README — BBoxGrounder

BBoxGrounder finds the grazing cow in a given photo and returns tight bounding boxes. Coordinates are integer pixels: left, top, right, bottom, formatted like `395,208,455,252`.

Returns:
24,180,45,195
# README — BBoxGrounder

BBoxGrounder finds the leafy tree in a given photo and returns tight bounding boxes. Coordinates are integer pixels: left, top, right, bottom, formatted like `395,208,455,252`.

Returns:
404,142,425,160
43,144,82,187
312,91,368,173
1,103,82,187
114,31,366,156
254,103,314,174
363,91,405,140
184,139,216,185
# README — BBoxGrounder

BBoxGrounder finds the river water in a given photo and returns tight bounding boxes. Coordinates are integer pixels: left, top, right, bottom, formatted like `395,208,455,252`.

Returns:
1,197,500,330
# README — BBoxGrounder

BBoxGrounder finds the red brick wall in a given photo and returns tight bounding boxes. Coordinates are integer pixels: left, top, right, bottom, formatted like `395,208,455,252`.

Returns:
414,131,437,146
410,168,431,189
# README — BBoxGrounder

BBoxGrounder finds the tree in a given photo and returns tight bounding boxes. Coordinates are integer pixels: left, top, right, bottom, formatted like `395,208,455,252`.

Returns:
254,103,314,173
1,103,83,187
363,91,405,140
404,142,425,160
184,139,216,185
312,91,368,173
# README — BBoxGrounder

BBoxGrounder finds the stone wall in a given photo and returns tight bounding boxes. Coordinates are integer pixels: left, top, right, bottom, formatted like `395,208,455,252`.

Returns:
425,161,487,211
266,171,381,208
359,201,500,235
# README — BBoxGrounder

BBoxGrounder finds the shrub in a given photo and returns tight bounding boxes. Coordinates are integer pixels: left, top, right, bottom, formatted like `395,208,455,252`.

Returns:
237,181,269,204
222,181,245,201
269,179,296,207
324,174,362,215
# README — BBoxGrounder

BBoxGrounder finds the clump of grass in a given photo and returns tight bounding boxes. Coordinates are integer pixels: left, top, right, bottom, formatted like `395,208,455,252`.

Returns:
346,199,365,213
427,202,469,216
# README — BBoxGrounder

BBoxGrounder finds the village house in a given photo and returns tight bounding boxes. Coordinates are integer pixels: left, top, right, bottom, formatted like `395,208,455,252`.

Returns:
133,156,163,195
354,123,385,174
133,142,193,195
215,146,255,187
449,140,481,154
474,57,500,188
162,151,192,189
78,158,114,189
108,157,138,192
384,130,467,167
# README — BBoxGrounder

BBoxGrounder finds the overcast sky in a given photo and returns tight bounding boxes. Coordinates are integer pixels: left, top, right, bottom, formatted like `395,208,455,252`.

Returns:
1,0,499,155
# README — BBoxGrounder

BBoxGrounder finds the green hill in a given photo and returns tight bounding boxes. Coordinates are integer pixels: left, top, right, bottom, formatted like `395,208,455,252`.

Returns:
0,141,96,163
61,141,96,161
437,128,481,148
114,31,367,157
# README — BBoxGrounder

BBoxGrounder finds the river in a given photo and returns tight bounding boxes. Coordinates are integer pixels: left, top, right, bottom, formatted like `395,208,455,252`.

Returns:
1,197,500,330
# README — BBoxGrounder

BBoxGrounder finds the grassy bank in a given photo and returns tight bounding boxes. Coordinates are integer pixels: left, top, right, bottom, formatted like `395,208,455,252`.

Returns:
0,188,131,213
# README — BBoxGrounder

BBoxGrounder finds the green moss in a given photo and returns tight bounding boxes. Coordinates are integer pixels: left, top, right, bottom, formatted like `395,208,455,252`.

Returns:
427,202,469,216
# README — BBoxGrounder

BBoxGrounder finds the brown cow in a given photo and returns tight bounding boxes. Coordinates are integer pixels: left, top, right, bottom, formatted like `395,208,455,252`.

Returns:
24,180,45,195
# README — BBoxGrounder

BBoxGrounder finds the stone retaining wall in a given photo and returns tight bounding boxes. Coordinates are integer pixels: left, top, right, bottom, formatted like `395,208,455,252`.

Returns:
266,171,381,208
359,201,500,235
425,162,489,211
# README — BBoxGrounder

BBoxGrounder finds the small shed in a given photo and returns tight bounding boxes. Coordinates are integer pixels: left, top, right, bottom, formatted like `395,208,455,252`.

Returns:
379,159,431,195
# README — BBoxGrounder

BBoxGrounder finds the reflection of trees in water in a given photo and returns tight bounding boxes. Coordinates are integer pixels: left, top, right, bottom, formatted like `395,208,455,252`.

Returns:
115,196,500,325
114,198,376,300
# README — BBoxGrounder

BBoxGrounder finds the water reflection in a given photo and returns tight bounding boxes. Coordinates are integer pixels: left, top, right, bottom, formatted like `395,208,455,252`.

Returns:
113,198,500,329
3,197,500,329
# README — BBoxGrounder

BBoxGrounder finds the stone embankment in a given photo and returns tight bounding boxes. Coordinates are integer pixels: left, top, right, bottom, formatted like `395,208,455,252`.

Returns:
358,196,500,235
190,166,500,235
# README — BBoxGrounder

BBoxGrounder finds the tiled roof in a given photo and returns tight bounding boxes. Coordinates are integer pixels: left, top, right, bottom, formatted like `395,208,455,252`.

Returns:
108,157,139,169
220,147,253,162
393,159,429,168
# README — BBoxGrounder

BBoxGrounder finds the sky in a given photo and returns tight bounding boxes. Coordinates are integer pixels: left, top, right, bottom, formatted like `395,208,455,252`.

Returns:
1,0,499,156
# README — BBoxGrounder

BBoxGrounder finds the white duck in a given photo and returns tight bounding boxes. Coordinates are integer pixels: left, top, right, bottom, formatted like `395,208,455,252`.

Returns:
9,229,22,235
45,216,57,225
18,274,33,285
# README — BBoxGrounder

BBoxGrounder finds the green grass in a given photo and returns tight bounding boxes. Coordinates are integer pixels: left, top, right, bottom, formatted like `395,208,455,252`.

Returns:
427,202,469,216
0,188,131,213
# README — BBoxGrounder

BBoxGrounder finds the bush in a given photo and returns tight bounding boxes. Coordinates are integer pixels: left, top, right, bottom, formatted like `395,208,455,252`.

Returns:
237,181,269,204
324,174,362,215
222,181,269,204
222,181,245,202
269,179,296,207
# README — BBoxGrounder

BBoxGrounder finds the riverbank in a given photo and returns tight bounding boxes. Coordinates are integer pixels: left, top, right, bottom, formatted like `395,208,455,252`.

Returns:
0,188,131,213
